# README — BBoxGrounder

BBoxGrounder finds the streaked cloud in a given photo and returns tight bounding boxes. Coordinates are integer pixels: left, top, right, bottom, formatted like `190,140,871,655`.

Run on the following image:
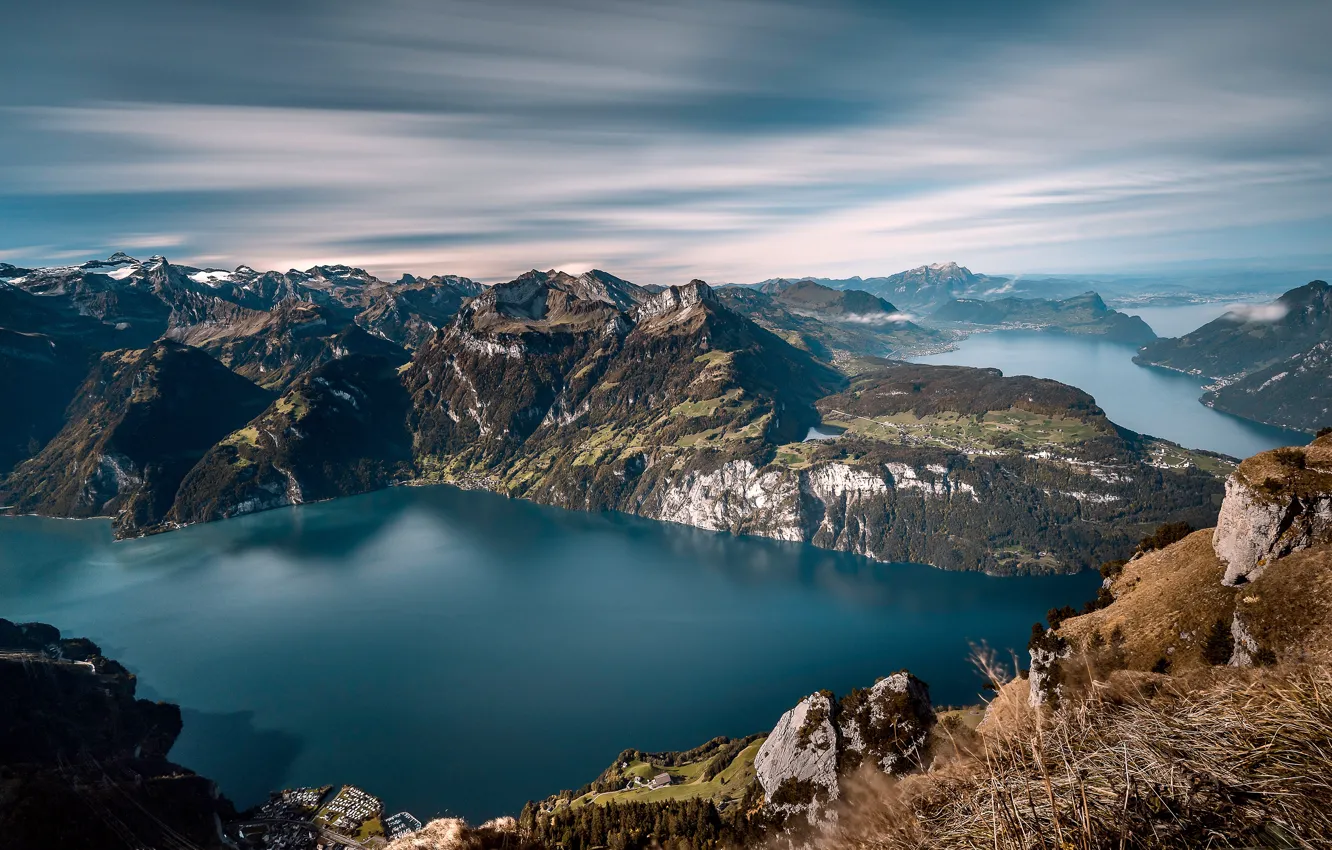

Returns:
1,0,1330,283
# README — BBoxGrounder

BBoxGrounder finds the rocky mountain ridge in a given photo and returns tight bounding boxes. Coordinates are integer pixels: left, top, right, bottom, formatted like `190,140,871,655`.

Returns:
3,256,1229,572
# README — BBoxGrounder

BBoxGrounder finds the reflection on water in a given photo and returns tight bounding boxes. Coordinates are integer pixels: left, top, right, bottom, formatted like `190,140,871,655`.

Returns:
0,484,1097,821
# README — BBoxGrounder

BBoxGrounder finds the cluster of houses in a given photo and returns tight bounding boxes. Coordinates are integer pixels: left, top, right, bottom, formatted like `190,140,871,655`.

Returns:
320,785,383,832
623,771,674,792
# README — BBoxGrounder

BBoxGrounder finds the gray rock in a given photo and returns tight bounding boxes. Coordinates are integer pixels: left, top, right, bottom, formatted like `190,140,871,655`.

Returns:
753,692,840,825
1230,610,1260,667
837,673,934,774
1214,475,1332,585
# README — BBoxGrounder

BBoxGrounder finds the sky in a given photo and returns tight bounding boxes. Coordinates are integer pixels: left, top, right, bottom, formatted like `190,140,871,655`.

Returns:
2,0,1331,284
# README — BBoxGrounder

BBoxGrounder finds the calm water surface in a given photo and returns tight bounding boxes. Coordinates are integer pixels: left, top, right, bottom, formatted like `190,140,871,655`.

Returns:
4,302,1300,822
0,487,1098,821
915,303,1307,458
1122,300,1269,338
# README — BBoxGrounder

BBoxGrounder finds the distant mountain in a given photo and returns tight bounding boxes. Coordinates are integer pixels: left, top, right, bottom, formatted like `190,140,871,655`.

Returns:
748,263,1015,310
169,298,409,391
1135,281,1331,378
929,292,1157,343
1134,281,1332,432
0,252,482,350
717,279,943,364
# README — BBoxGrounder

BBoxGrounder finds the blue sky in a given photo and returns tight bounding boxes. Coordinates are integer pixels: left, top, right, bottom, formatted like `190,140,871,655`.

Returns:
2,0,1330,283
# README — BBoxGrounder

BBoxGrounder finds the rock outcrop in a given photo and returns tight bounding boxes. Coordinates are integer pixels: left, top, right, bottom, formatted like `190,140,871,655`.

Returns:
754,674,934,827
1214,436,1332,585
836,673,934,773
754,692,841,824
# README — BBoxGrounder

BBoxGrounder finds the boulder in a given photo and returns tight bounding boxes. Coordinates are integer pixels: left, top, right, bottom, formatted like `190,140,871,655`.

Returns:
1214,438,1332,585
837,673,934,774
753,692,840,824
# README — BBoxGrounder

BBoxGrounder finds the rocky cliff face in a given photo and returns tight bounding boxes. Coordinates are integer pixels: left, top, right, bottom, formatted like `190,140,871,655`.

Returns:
753,673,933,827
1213,436,1332,585
754,693,841,824
0,619,234,849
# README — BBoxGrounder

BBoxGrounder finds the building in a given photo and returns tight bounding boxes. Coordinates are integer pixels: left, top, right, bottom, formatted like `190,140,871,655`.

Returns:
648,772,672,790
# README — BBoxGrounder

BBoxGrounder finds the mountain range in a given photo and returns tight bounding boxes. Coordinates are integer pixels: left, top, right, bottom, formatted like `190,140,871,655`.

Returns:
1,255,1233,571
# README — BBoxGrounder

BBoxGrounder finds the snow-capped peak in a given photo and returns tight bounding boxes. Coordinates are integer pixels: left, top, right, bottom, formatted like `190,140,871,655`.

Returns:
188,269,236,286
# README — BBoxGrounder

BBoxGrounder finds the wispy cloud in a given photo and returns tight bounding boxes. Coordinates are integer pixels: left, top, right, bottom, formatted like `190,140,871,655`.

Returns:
1,0,1330,282
1221,303,1291,323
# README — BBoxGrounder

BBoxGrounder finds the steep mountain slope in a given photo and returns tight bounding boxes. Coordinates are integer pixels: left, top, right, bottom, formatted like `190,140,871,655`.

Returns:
1201,341,1332,432
930,292,1156,343
169,299,409,391
1134,280,1331,432
0,341,274,535
168,355,415,526
406,275,845,484
1134,280,1331,378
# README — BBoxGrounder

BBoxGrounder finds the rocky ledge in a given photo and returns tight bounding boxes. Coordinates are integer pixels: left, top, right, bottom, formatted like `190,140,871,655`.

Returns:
754,672,934,828
1213,434,1332,585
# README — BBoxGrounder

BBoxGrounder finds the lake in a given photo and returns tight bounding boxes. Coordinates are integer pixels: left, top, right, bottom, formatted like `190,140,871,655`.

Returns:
0,485,1098,822
914,303,1308,459
2,300,1302,824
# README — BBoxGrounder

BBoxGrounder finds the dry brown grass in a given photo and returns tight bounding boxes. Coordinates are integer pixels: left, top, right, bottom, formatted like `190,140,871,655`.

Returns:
384,816,525,850
1235,434,1332,502
827,657,1332,850
1059,530,1235,673
1241,547,1332,663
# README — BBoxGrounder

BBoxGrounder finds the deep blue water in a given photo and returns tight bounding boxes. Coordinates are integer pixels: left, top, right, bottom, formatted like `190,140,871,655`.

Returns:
914,303,1308,459
0,486,1097,822
4,303,1301,823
